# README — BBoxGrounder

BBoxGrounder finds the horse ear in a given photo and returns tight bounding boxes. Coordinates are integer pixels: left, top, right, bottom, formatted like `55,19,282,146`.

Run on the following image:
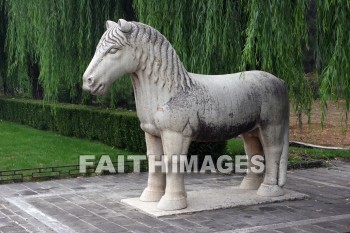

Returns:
106,20,118,29
118,19,132,33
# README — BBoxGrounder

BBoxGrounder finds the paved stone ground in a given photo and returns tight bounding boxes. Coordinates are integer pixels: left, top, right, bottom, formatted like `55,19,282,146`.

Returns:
0,160,349,233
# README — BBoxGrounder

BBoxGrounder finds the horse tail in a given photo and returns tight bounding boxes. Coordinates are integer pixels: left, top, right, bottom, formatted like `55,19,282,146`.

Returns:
278,122,289,187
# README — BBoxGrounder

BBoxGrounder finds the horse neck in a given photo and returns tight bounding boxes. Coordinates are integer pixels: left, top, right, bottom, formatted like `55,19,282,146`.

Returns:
131,70,178,113
131,46,195,114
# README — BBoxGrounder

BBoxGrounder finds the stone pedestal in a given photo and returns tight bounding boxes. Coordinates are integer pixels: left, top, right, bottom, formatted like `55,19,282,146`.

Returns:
121,186,308,217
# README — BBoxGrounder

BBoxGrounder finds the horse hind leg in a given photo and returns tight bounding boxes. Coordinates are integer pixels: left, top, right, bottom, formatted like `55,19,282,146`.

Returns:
256,124,286,197
239,129,264,190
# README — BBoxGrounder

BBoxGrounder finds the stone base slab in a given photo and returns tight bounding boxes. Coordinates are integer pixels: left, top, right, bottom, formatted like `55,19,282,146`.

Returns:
121,186,308,217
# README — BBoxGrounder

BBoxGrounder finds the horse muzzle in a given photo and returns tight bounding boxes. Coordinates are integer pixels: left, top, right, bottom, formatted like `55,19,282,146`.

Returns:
82,79,106,96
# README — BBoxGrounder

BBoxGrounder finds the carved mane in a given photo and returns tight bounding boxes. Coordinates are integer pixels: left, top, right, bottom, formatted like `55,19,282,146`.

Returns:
103,22,196,92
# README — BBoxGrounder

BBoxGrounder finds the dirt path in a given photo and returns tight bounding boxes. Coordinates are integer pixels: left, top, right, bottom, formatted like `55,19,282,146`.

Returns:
290,100,350,148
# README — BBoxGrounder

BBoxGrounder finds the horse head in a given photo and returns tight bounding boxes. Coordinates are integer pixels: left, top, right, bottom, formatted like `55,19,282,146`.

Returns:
82,19,137,95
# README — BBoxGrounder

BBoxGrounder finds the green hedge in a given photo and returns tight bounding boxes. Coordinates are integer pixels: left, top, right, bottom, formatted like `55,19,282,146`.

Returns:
0,97,226,155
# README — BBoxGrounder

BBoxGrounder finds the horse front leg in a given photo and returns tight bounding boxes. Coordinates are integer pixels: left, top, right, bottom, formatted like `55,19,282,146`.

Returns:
140,133,166,202
157,130,191,211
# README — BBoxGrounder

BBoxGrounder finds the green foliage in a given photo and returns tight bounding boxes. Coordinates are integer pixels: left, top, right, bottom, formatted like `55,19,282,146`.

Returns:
0,96,227,155
0,120,133,170
226,138,245,156
0,0,7,93
317,0,350,121
3,0,133,105
227,138,349,170
0,96,145,152
133,0,245,74
108,76,135,108
1,0,350,122
241,0,312,116
290,146,350,160
0,97,54,130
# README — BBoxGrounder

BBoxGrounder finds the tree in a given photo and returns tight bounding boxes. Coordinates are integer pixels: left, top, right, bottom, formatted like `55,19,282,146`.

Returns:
0,0,349,120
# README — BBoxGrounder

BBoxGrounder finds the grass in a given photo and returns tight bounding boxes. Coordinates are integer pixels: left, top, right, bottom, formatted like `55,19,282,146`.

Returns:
289,147,350,160
226,138,245,155
1,119,349,171
226,138,350,165
0,120,137,170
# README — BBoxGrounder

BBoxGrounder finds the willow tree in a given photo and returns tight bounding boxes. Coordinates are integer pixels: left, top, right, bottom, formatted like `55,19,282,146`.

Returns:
241,0,312,121
0,0,8,94
133,0,246,75
2,0,350,122
5,0,134,105
317,0,350,120
240,0,350,121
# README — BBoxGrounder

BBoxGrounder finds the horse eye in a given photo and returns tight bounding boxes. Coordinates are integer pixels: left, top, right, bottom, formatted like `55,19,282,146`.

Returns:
109,48,118,54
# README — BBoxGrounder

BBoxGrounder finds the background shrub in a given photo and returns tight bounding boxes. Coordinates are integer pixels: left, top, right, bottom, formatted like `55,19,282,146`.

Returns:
0,97,226,155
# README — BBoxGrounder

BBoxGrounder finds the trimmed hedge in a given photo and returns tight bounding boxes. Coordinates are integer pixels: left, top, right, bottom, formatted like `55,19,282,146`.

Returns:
0,97,226,155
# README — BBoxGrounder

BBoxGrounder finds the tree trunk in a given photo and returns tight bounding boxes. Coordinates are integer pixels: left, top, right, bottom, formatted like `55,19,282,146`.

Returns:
75,83,82,104
298,111,303,134
28,61,43,99
2,78,8,95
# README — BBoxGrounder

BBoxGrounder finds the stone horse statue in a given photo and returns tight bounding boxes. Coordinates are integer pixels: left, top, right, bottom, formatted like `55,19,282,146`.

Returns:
83,19,289,211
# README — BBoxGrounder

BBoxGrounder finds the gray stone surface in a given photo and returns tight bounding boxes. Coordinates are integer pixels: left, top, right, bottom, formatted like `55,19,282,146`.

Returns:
0,160,347,232
121,187,307,217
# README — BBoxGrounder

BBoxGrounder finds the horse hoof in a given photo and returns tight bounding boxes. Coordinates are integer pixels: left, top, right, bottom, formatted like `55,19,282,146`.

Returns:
140,188,164,202
239,176,263,190
157,195,187,210
257,184,284,197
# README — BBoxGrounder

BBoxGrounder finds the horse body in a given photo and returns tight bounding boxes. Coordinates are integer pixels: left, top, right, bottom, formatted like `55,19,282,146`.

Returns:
83,19,290,211
155,71,288,142
134,68,288,143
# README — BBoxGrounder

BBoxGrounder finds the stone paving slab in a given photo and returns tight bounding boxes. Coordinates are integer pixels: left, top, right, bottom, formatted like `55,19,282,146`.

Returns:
0,160,348,232
121,187,308,217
